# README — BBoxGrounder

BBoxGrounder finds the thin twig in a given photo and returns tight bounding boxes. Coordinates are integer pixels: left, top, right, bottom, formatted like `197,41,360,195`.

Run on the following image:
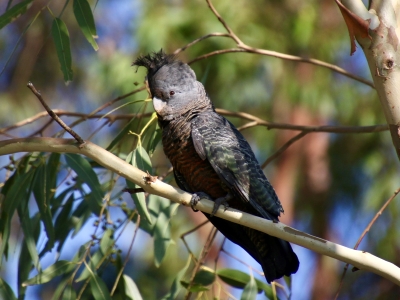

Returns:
1,108,388,135
185,226,218,300
180,220,210,264
205,0,243,45
27,82,85,145
201,0,375,88
188,48,246,64
110,213,140,296
173,33,231,55
262,131,308,168
334,188,400,300
89,86,146,117
221,248,264,276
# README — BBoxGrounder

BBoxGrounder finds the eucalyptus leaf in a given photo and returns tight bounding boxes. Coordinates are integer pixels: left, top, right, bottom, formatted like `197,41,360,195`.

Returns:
51,18,73,83
241,273,258,300
90,274,112,300
123,275,143,300
65,154,103,214
0,278,17,300
73,0,98,50
0,0,33,30
23,260,77,286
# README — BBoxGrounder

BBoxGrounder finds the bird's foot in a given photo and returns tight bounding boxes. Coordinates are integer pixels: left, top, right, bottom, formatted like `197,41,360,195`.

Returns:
211,193,233,217
190,192,212,212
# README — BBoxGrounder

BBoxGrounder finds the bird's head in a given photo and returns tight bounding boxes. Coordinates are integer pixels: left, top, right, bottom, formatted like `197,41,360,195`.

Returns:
133,50,210,121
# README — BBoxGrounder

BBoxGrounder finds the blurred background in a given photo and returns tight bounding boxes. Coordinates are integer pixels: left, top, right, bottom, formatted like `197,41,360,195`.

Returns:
1,0,399,299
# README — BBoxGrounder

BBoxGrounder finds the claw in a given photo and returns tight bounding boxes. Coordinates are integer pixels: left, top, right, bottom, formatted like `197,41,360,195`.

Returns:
190,192,212,212
210,193,233,217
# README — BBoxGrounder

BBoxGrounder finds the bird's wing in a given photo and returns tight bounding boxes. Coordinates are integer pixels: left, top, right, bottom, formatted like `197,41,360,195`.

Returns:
191,112,283,220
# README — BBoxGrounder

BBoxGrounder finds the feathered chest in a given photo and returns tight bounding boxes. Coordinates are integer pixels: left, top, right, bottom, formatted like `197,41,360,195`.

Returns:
159,117,226,197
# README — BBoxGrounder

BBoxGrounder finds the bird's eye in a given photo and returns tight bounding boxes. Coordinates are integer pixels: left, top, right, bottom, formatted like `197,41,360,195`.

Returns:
169,91,175,96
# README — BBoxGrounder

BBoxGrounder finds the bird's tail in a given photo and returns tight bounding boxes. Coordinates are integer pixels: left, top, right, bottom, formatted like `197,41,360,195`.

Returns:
256,233,299,283
206,215,299,283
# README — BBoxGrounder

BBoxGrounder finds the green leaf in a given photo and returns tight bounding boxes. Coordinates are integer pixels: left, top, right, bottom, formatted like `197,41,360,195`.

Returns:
61,284,77,300
23,260,77,286
180,281,209,292
0,278,17,300
54,194,74,252
75,250,102,282
90,274,112,300
145,119,162,156
17,206,41,271
0,0,33,30
51,18,73,83
17,214,41,299
127,146,152,174
33,163,55,256
193,268,216,286
180,267,215,292
73,0,98,50
125,147,152,223
106,117,138,151
123,275,143,300
65,154,103,214
161,256,191,300
0,169,35,264
100,228,114,255
51,277,69,300
152,196,178,267
216,269,268,295
241,273,257,300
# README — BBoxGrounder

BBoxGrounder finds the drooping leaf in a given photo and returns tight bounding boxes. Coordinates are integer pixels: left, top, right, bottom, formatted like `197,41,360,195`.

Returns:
0,0,33,30
161,256,191,300
125,147,152,222
123,275,143,300
216,269,270,295
0,278,17,300
144,114,162,156
241,272,258,300
23,260,77,286
106,116,138,151
33,163,55,256
180,281,209,292
192,268,216,286
100,228,114,255
73,0,99,50
61,284,77,300
0,168,35,263
54,194,74,252
75,249,103,282
334,0,371,55
17,214,41,299
90,274,112,300
51,18,73,83
17,205,41,271
65,154,103,214
180,267,216,292
152,195,178,267
127,146,152,174
51,277,69,300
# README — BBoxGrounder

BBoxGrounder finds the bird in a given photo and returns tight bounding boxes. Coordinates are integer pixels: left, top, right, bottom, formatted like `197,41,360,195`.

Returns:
133,50,299,283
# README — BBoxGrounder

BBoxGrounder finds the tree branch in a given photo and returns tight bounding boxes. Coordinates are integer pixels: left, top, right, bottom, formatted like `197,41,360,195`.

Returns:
0,137,399,285
0,108,389,135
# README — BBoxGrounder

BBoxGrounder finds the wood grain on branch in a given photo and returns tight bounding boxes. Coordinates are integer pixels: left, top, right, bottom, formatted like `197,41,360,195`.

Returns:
0,137,399,286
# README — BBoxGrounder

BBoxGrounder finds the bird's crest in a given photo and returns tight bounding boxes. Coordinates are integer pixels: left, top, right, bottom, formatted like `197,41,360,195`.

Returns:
132,49,176,78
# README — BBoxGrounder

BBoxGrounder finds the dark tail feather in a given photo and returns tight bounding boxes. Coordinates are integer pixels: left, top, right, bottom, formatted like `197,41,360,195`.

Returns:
205,214,299,283
258,235,299,283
